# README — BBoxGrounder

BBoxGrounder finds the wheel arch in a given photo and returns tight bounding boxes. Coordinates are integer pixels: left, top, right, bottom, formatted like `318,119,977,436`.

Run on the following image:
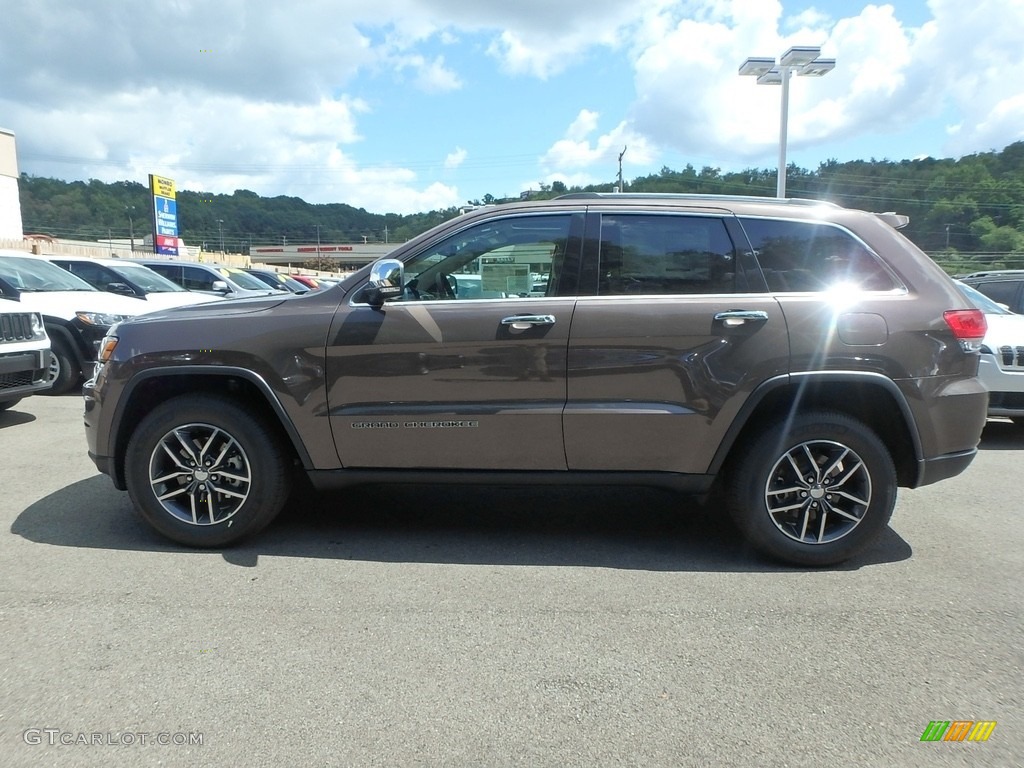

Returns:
108,367,312,490
41,319,89,368
709,372,923,488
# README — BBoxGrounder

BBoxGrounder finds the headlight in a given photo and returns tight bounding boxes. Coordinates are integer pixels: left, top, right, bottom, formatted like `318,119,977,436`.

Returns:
29,312,46,339
75,311,132,327
97,334,119,363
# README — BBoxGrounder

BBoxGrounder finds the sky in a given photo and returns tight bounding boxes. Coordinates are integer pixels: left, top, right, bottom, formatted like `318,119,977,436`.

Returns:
2,0,1023,215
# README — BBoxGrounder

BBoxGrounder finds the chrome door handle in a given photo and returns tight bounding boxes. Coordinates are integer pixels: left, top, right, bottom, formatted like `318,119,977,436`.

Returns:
501,314,556,330
713,310,769,327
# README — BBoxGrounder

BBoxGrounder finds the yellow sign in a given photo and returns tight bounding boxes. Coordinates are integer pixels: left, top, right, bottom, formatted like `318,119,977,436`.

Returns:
149,174,175,199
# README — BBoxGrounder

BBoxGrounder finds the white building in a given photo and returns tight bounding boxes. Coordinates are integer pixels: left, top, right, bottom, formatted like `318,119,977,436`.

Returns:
0,128,24,239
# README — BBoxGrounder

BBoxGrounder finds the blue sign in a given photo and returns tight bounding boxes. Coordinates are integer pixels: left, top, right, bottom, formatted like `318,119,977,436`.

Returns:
154,196,178,237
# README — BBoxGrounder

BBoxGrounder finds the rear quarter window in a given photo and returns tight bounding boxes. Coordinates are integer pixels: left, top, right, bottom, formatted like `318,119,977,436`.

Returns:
739,218,899,292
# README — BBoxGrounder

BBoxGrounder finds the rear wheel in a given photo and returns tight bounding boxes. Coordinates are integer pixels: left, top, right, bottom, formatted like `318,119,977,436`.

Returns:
726,411,896,566
125,394,291,547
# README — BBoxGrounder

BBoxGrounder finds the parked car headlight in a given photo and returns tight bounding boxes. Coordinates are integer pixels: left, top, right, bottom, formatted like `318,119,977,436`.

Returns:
29,312,46,339
75,311,132,327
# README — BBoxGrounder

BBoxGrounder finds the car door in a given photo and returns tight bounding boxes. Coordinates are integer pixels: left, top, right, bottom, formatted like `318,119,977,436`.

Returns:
327,211,584,470
564,210,789,474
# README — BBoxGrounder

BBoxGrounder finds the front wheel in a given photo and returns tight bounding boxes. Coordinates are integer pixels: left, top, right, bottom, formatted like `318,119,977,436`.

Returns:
726,411,896,567
44,335,80,395
125,394,291,547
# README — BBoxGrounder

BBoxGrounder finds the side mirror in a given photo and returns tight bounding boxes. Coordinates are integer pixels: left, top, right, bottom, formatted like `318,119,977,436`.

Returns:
365,258,404,307
211,280,231,294
0,276,20,300
106,282,137,296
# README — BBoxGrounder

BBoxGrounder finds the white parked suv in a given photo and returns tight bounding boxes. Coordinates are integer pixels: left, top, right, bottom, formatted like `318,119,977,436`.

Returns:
0,282,51,410
0,250,150,394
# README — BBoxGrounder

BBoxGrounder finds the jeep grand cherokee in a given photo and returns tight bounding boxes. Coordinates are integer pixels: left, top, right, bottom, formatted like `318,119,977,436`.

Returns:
83,194,989,566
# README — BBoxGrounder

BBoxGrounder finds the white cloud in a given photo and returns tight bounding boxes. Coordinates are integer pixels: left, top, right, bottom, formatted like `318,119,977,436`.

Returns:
542,112,655,176
444,147,468,169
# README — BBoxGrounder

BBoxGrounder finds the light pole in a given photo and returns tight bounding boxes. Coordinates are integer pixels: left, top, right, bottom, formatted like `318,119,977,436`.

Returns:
315,224,321,260
739,46,835,198
125,205,136,252
216,219,225,253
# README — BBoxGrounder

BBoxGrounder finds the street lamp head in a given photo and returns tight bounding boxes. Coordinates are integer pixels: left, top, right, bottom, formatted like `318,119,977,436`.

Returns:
799,58,836,77
738,57,776,77
756,69,784,85
779,46,821,68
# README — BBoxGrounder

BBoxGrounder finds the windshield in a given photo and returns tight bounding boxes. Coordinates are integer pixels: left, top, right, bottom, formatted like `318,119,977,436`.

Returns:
111,263,188,292
217,267,276,291
0,256,98,292
957,280,1013,315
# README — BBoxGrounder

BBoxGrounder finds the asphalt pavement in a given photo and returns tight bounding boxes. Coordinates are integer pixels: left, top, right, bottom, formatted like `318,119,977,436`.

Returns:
0,393,1021,767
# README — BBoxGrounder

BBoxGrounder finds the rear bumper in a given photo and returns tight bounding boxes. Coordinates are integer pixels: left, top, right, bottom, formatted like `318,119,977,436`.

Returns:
915,448,977,487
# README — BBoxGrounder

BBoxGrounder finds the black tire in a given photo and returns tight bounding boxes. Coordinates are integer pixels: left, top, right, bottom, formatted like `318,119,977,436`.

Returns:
0,398,22,411
44,335,80,395
726,411,896,567
124,394,291,547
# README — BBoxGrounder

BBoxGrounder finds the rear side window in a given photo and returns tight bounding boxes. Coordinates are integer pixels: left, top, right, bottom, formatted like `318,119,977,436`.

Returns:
181,266,218,291
739,218,899,292
145,264,180,284
598,214,745,295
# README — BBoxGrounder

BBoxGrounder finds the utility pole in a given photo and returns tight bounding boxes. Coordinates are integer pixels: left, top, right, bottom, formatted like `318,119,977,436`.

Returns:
617,146,627,193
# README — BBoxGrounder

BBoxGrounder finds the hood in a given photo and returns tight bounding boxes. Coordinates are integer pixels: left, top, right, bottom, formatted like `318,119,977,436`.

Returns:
119,293,290,325
12,290,153,321
139,292,222,310
981,312,1024,348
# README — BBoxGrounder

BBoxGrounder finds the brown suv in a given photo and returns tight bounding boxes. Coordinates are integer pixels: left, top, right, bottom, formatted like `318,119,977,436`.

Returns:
83,194,989,565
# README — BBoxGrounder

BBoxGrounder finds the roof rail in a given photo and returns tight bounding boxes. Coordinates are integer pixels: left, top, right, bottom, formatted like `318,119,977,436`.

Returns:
555,192,841,208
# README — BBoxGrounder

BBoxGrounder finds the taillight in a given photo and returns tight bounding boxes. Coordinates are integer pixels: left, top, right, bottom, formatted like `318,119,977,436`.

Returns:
943,309,987,351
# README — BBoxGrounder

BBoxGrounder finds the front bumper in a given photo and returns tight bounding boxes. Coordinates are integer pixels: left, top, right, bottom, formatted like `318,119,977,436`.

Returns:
978,352,1024,416
0,349,50,400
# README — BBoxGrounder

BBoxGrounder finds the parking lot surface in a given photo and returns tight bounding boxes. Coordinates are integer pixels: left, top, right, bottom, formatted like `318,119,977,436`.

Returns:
1,394,1021,767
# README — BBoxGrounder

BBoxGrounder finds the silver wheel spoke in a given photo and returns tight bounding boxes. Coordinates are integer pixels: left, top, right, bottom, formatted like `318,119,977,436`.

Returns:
830,460,864,490
799,506,812,540
801,444,820,481
821,447,851,479
157,486,189,501
785,453,805,480
159,442,190,470
152,470,189,485
833,490,869,506
771,501,807,514
825,504,862,523
767,485,805,497
172,430,200,465
209,484,247,500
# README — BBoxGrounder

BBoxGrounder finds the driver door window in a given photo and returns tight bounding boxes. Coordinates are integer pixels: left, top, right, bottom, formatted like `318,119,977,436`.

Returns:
396,214,578,300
